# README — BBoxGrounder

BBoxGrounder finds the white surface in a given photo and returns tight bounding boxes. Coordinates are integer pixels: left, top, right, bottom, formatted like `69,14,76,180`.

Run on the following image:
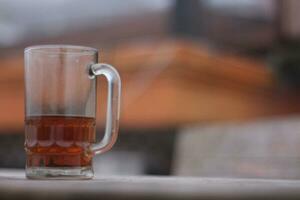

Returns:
1,169,300,199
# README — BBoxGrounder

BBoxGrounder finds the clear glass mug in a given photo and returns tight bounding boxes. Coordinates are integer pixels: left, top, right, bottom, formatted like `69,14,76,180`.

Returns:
24,45,121,179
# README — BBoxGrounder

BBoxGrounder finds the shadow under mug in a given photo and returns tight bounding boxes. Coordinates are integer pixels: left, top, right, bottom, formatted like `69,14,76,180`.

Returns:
24,45,121,179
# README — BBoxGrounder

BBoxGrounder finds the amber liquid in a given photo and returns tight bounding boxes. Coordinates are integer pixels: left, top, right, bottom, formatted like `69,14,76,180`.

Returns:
25,116,96,168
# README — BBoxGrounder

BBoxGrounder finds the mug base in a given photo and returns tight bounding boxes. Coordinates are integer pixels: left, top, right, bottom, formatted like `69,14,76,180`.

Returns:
26,166,94,180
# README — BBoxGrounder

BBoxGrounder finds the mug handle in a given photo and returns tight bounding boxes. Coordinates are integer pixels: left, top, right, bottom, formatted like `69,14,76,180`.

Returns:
89,63,121,155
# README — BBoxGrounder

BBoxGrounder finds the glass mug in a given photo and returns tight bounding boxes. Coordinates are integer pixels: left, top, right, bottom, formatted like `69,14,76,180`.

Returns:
24,45,121,179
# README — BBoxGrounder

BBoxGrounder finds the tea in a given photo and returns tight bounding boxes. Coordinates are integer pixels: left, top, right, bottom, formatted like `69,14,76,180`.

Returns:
25,116,96,168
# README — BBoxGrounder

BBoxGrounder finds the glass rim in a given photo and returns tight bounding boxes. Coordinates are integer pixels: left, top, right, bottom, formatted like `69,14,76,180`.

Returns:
24,45,98,56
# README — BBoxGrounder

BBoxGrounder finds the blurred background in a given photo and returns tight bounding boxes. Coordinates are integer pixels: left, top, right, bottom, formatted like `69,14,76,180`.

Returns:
2,0,300,179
